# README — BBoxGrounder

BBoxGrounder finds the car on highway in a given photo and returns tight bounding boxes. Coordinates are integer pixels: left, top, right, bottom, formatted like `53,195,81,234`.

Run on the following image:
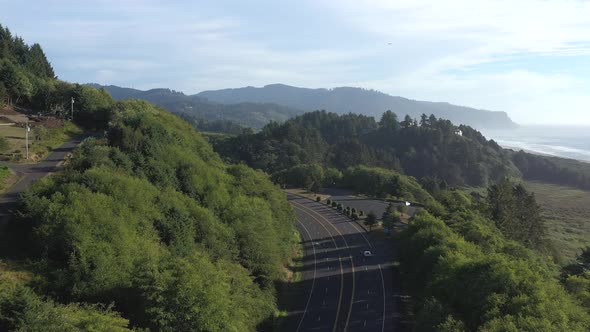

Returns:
363,250,373,257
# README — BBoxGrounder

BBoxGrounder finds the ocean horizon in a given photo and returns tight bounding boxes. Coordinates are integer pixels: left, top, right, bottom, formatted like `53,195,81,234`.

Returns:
482,125,590,162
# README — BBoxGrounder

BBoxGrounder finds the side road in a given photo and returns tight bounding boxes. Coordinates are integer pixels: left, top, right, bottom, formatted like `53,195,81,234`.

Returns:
0,136,84,223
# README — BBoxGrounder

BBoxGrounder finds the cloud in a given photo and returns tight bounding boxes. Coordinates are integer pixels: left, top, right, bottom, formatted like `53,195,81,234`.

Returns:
313,0,590,124
1,0,590,124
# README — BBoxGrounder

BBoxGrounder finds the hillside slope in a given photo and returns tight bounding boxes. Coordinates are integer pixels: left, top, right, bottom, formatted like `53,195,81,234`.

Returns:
9,100,296,331
214,110,520,188
88,84,304,129
213,110,590,192
198,84,517,130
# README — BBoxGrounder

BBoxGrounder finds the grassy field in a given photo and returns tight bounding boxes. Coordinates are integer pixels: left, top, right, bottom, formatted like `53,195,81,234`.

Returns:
0,122,81,162
524,181,590,263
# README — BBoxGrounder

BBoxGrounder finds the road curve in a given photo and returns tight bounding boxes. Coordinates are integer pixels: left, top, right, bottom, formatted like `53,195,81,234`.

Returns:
0,136,84,223
288,194,396,332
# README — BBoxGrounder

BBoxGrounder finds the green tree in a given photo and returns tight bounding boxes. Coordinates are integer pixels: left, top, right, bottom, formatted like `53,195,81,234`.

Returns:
365,212,377,231
0,59,32,104
420,113,429,127
0,136,9,152
397,204,407,214
25,43,54,78
33,126,49,142
382,203,401,230
379,110,400,131
0,283,130,332
487,179,546,249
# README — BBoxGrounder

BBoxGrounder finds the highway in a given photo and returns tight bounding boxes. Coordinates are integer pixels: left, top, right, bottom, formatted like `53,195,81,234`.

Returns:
288,194,396,332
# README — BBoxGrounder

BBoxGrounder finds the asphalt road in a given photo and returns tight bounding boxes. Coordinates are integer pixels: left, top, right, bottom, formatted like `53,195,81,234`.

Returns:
288,194,397,332
324,189,417,220
0,136,83,223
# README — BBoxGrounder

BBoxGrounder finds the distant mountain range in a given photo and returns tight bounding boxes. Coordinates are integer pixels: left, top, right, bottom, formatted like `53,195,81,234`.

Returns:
89,83,517,130
198,84,517,129
86,84,303,129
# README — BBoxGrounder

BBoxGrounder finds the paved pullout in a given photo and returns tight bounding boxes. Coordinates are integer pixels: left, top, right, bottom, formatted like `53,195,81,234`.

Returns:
0,137,83,223
288,194,397,332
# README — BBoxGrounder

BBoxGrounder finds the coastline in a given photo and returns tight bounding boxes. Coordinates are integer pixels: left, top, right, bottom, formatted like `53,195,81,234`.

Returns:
483,125,590,163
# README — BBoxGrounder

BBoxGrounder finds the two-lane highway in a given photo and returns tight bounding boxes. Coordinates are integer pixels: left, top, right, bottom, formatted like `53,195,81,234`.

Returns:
289,194,395,332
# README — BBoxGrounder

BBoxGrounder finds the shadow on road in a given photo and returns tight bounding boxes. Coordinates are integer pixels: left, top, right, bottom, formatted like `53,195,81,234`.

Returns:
271,230,410,332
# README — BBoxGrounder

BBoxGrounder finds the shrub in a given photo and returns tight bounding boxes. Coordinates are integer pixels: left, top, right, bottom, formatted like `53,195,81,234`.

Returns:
0,136,9,152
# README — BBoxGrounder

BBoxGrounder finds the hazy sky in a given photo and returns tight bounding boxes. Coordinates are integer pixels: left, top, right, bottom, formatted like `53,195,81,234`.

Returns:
2,0,590,125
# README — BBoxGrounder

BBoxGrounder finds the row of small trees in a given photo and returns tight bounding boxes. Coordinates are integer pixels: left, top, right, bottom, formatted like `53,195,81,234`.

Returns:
318,197,386,231
322,198,365,220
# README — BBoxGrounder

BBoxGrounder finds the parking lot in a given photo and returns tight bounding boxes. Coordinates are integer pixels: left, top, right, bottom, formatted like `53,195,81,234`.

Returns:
322,188,417,219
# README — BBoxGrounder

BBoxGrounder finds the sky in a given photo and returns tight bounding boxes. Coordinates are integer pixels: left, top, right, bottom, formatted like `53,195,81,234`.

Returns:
2,0,590,125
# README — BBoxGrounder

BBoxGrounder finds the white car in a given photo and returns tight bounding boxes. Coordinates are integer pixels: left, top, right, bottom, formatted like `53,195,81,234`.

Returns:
363,250,373,257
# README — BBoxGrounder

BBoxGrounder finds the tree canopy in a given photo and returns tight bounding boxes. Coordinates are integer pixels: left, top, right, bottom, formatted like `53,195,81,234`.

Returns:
16,100,296,331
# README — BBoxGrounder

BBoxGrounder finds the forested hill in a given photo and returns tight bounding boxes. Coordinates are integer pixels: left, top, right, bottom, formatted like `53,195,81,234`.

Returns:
3,98,297,330
0,24,55,106
1,25,296,331
198,83,518,130
87,83,304,129
213,110,590,190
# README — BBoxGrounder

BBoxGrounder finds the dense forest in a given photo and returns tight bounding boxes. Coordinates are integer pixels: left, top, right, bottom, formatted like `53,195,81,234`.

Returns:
0,23,115,131
399,183,590,331
2,99,296,330
214,110,590,191
0,24,55,106
177,112,251,135
1,25,297,330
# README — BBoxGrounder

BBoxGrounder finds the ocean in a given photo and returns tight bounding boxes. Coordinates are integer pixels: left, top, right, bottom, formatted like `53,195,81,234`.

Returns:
482,126,590,162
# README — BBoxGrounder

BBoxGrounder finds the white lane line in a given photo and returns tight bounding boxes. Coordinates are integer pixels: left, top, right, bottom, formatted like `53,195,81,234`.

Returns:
378,264,386,332
292,200,349,248
293,203,339,249
295,220,317,332
348,219,373,248
344,255,356,331
333,257,344,332
293,203,344,332
319,201,386,332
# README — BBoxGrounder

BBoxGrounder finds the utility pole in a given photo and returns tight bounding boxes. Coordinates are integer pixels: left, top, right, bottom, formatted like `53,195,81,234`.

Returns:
25,118,30,160
71,97,75,121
